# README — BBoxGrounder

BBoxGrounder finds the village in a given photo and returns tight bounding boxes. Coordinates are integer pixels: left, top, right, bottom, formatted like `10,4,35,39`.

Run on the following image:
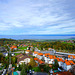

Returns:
0,43,75,75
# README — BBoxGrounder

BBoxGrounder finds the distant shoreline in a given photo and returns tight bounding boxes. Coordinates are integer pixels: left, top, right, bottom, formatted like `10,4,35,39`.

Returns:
0,35,75,40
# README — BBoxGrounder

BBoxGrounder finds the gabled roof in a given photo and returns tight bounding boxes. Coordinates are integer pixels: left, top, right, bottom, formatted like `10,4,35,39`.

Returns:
38,53,43,56
26,50,31,52
55,58,64,62
10,45,17,49
34,58,38,60
44,53,50,57
34,58,44,64
49,55,56,59
34,51,38,54
68,60,75,65
65,61,71,65
68,55,75,59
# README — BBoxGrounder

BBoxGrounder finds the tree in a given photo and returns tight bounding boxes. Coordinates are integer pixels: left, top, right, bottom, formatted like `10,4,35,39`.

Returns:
43,64,51,72
29,58,36,68
20,63,27,75
52,59,59,70
20,67,27,75
11,56,17,64
0,53,4,63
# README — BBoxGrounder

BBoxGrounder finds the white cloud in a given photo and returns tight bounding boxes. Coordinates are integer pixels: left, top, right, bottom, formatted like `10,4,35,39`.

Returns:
0,0,75,34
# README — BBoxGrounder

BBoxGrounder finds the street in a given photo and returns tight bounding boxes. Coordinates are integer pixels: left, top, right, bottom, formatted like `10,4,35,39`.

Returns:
27,72,48,75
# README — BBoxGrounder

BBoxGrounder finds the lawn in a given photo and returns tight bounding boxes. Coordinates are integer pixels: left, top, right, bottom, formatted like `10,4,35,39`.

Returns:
62,42,73,45
14,53,21,56
18,46,28,50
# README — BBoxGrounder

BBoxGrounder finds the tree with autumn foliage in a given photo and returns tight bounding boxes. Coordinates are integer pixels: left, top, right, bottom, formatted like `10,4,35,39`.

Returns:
29,58,36,68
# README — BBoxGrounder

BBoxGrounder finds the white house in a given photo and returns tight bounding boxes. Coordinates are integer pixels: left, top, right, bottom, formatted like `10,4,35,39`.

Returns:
48,56,54,64
25,50,31,54
37,53,43,60
19,58,30,64
16,54,32,65
33,51,38,57
56,58,64,67
63,61,71,71
43,53,50,63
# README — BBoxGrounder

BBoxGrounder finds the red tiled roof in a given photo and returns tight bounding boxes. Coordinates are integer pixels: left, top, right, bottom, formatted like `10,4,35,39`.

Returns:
65,61,71,65
44,53,50,57
10,45,17,49
26,50,31,52
38,53,43,56
68,60,75,65
34,58,38,61
34,51,38,54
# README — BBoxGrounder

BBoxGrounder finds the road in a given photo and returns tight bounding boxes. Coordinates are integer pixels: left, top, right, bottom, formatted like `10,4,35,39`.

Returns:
27,72,48,75
12,50,75,56
56,52,75,55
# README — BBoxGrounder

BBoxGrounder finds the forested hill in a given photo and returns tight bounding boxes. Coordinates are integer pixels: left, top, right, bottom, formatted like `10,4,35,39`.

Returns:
0,38,16,41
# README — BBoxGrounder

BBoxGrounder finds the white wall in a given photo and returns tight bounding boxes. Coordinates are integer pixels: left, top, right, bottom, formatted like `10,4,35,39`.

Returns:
63,63,71,71
19,58,30,64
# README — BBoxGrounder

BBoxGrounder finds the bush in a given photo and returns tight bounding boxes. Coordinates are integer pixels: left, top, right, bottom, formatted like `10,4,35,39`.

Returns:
32,67,41,72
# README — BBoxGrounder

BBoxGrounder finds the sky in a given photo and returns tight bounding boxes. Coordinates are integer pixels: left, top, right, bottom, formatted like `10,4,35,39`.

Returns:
0,0,75,35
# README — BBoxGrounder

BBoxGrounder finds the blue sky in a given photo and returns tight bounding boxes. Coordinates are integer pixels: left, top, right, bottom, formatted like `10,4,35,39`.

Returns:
0,0,75,35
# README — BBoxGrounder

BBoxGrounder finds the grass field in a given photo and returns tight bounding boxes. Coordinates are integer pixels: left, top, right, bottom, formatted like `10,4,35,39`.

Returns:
18,46,28,50
62,42,73,45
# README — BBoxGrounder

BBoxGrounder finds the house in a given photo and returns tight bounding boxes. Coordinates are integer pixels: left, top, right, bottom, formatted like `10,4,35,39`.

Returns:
43,53,50,64
68,60,75,65
55,58,64,68
17,54,32,65
34,58,44,65
25,50,32,54
48,48,52,50
68,55,75,61
68,55,73,60
63,60,71,71
48,55,56,64
27,46,33,50
37,53,43,60
10,45,17,50
33,51,39,57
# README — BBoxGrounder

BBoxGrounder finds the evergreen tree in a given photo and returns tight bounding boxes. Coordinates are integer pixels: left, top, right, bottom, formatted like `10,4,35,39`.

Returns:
52,59,59,70
20,67,27,75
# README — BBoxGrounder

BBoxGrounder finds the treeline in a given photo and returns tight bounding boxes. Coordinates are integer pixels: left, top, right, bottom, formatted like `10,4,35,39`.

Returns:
0,38,16,41
37,41,75,51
